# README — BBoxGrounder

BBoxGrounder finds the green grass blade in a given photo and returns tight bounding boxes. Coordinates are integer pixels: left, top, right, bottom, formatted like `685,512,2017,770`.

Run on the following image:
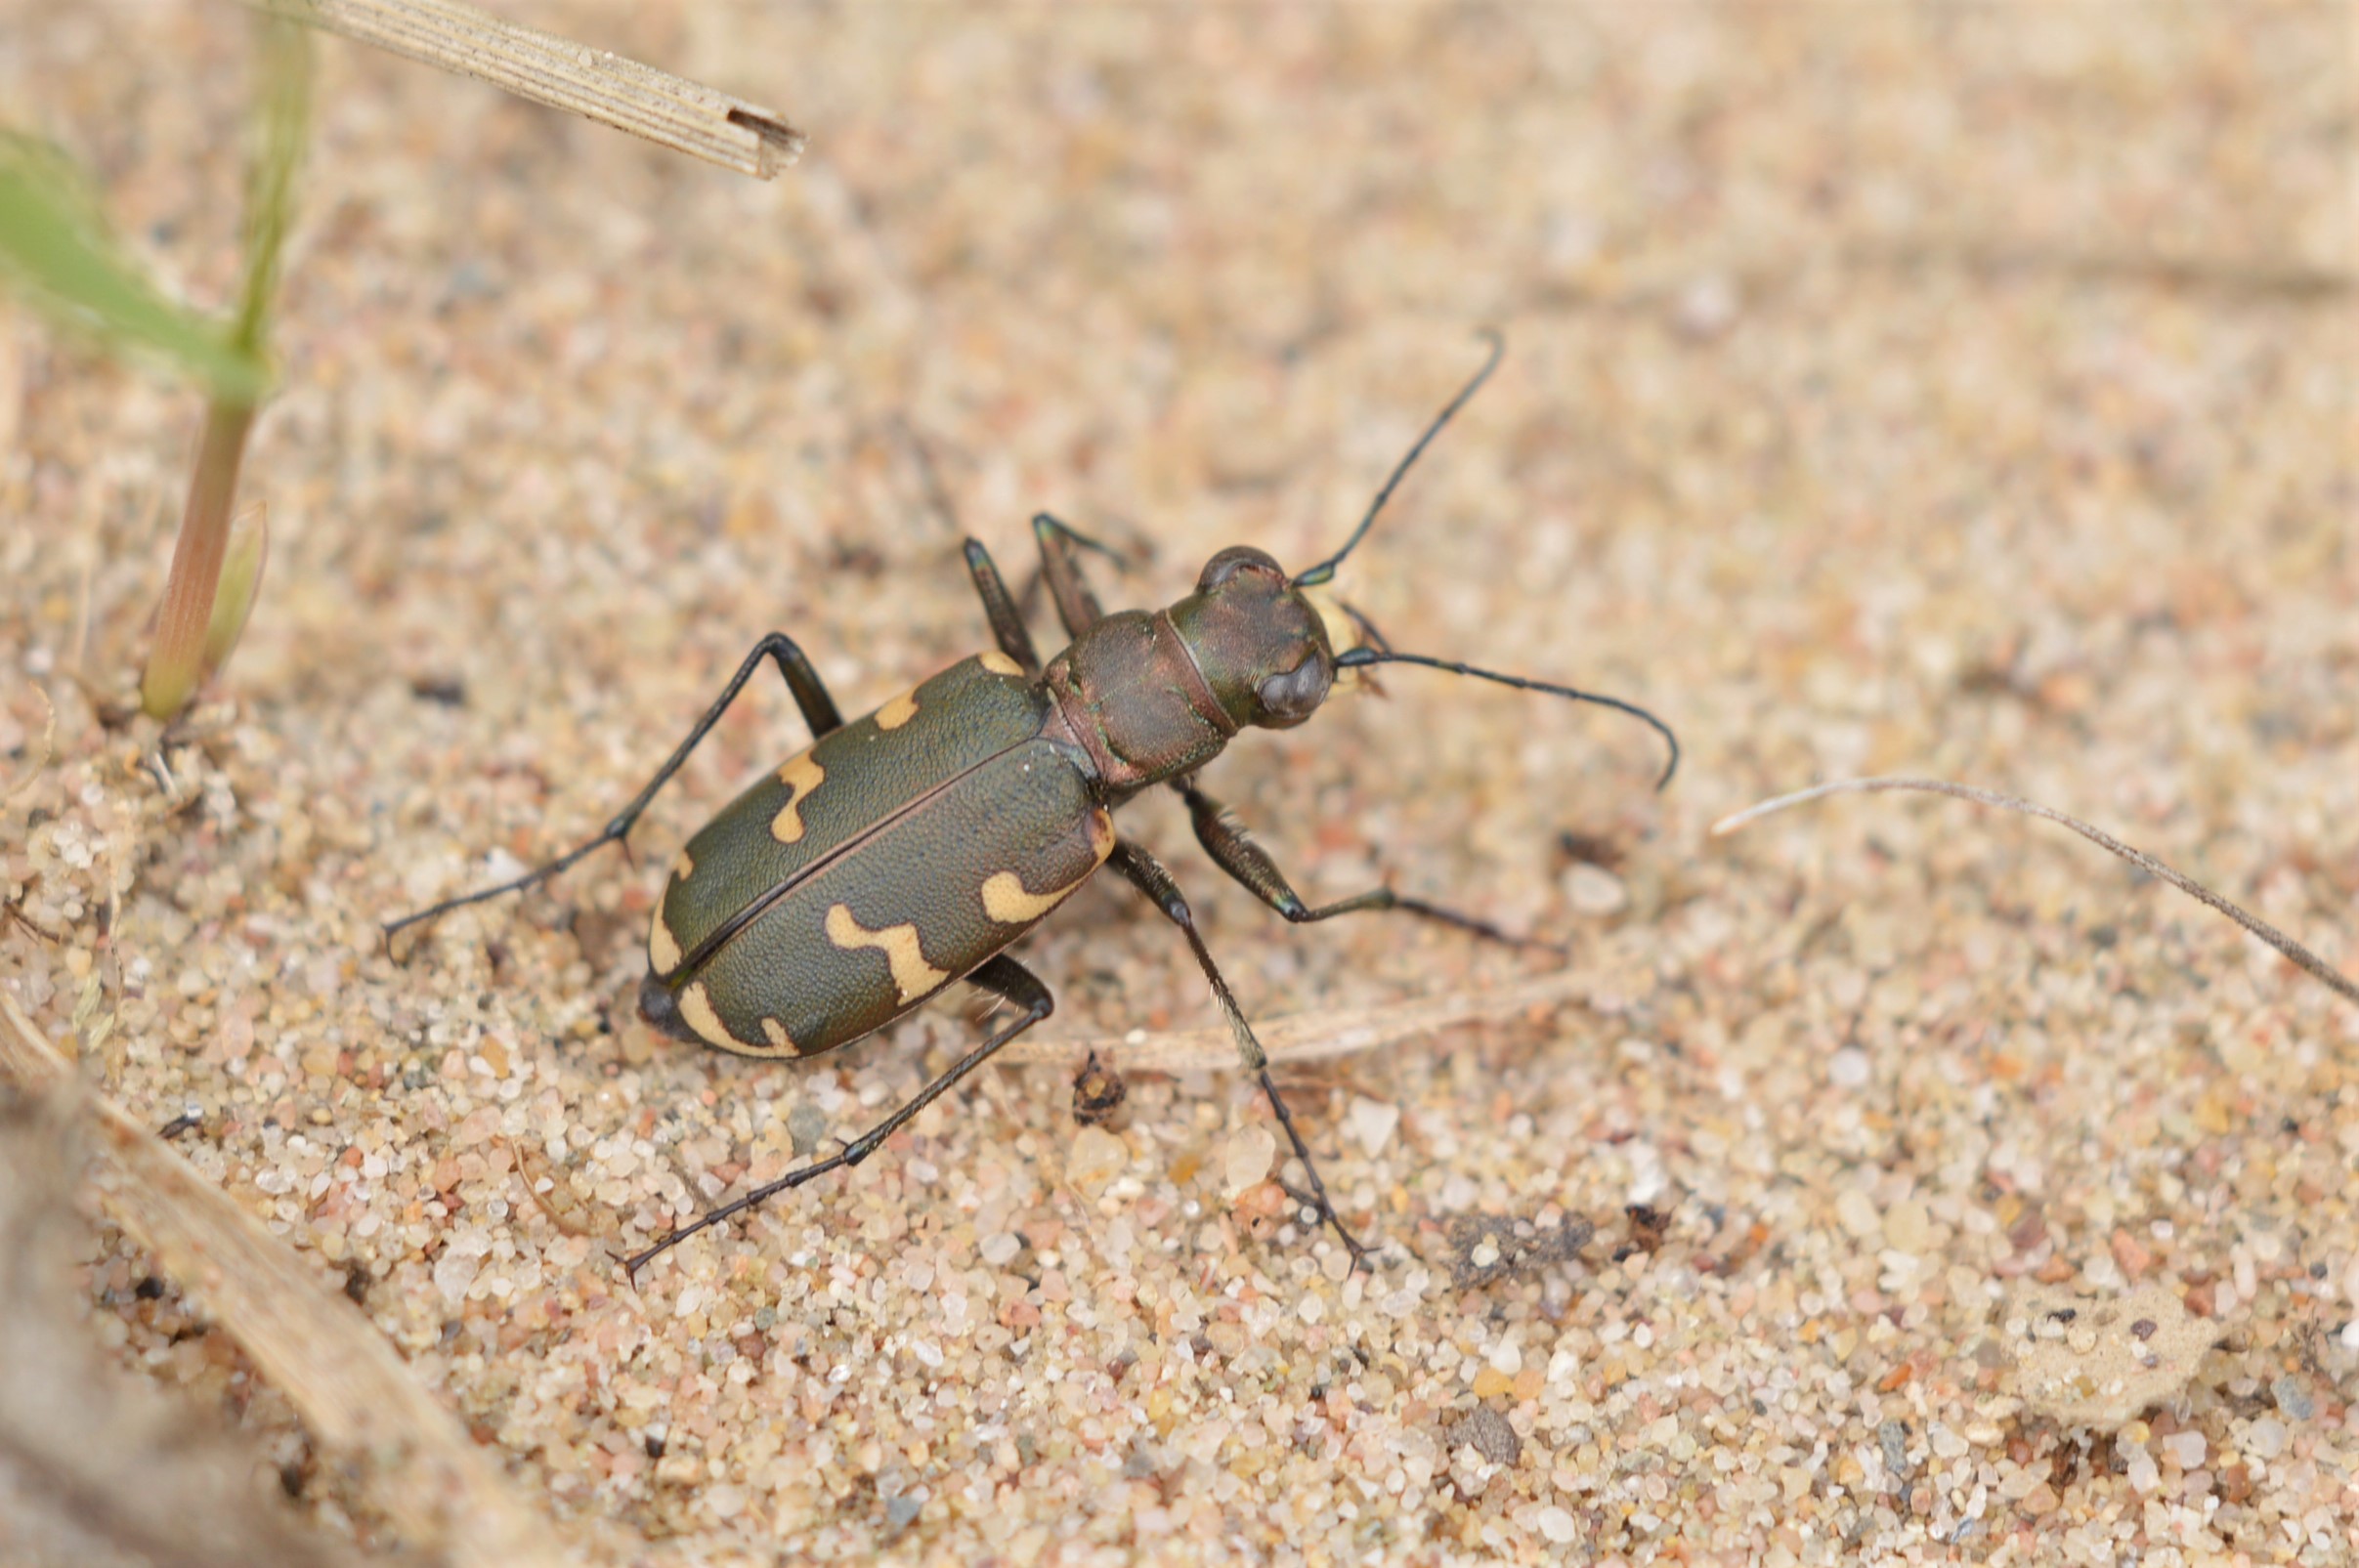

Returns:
0,132,267,400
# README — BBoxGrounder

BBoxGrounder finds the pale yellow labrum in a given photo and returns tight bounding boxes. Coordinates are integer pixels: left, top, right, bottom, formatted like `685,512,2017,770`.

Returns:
770,753,825,842
824,903,950,1002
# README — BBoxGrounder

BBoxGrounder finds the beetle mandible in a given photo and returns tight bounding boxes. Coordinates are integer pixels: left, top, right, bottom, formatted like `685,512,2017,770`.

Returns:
389,335,1678,1277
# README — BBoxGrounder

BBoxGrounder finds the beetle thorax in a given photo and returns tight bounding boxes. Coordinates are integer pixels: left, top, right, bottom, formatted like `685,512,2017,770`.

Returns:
1042,547,1337,797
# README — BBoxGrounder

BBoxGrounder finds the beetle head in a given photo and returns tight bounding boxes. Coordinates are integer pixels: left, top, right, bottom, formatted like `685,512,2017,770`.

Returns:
1165,545,1338,731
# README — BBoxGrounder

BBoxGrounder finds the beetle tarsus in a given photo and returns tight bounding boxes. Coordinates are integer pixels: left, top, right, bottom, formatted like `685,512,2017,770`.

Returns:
1260,1070,1375,1270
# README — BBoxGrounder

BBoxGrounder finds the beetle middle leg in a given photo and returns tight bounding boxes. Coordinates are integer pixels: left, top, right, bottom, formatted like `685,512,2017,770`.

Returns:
1178,782,1562,954
386,632,845,942
622,954,1053,1277
1104,837,1374,1268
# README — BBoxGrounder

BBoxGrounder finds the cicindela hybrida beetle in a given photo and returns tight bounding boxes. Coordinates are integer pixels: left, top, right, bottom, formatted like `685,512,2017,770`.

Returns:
388,334,1679,1277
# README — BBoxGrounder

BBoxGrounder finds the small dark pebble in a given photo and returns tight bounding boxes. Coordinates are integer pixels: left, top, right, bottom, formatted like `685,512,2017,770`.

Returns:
1879,1420,1910,1487
1447,1211,1594,1289
1445,1406,1521,1466
1071,1050,1127,1127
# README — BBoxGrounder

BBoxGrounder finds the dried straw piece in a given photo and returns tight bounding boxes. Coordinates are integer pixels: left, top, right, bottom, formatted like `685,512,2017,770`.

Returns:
1711,776,2358,1006
0,1089,363,1568
0,994,586,1568
262,0,803,177
999,964,1596,1072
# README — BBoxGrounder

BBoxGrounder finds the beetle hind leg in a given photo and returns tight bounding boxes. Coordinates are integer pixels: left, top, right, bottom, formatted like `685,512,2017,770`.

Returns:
621,954,1054,1278
385,631,845,948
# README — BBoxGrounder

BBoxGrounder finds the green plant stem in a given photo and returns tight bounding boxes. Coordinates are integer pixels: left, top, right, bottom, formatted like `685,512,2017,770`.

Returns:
141,398,256,719
138,16,310,720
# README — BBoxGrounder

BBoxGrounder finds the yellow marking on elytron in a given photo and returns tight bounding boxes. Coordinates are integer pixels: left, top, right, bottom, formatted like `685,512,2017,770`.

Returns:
875,689,921,731
760,1017,796,1052
770,753,826,843
824,903,950,1003
983,807,1118,922
648,901,682,974
978,650,1024,677
980,869,1083,924
677,981,751,1050
672,847,695,880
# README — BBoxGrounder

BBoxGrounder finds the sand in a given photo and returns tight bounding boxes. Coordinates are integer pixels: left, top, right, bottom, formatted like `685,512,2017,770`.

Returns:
2,5,2354,1563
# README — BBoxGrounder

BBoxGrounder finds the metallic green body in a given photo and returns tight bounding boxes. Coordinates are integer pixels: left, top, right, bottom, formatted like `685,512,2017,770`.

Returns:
641,654,1114,1058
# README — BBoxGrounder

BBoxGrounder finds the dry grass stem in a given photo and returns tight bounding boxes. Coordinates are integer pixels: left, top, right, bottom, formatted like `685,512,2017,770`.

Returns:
140,399,256,718
1712,776,2359,1007
1001,964,1595,1072
0,996,581,1568
0,1088,366,1568
264,0,804,176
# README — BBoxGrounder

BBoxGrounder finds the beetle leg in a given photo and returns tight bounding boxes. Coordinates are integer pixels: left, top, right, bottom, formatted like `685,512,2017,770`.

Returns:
1177,782,1564,954
386,632,845,943
961,538,1043,675
1029,512,1127,639
1104,838,1375,1270
621,954,1053,1278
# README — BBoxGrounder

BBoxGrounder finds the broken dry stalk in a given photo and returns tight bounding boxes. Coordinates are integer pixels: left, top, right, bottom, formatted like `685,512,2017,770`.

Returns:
260,0,804,175
1712,776,2359,1007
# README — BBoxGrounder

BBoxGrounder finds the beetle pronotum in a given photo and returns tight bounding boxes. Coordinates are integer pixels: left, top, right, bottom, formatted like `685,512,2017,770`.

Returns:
391,335,1677,1276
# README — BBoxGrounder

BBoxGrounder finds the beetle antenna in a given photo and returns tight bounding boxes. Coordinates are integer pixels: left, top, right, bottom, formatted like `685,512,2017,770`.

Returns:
1291,329,1505,589
1334,647,1680,789
1336,599,1394,654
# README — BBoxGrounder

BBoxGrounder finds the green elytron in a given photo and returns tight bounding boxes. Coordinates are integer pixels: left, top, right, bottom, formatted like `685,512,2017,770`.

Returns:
389,337,1677,1276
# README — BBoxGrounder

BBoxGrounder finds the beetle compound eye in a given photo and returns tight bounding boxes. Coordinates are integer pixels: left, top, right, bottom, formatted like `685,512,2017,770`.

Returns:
1256,655,1332,724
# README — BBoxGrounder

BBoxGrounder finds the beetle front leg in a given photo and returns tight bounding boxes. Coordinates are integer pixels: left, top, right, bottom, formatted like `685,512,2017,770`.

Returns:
622,954,1053,1277
1177,782,1561,954
962,538,1043,675
1030,512,1128,640
386,632,845,942
1104,838,1374,1269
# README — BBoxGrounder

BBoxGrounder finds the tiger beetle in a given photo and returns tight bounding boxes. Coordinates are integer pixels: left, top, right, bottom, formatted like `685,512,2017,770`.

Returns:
388,334,1678,1278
